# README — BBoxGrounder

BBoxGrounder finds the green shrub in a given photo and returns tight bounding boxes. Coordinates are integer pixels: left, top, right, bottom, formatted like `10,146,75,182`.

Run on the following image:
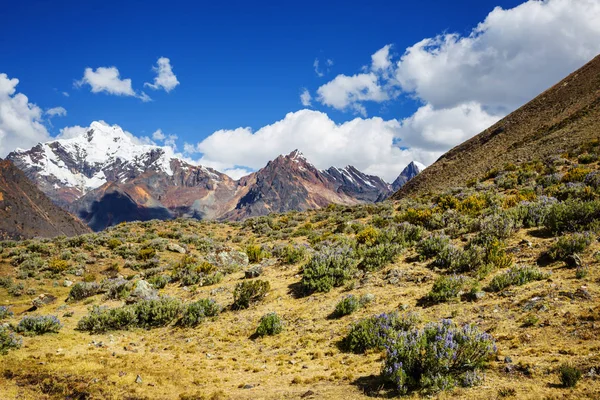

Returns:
0,326,22,355
255,312,284,336
147,274,171,289
417,233,450,260
558,364,581,388
382,319,496,394
358,243,403,272
47,258,69,274
77,305,138,333
246,244,267,263
426,275,468,303
16,315,62,335
276,244,306,264
135,297,181,328
232,280,270,310
137,247,156,261
544,199,600,234
301,245,357,294
68,282,101,301
342,312,419,354
547,232,592,261
356,226,380,246
487,265,549,292
106,238,123,250
333,294,361,318
0,306,13,320
179,299,221,327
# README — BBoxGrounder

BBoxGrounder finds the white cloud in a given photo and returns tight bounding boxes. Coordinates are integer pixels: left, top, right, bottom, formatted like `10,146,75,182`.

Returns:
152,129,166,141
56,125,87,140
144,57,180,93
46,106,67,118
151,128,177,149
185,109,442,182
394,0,600,112
313,59,324,77
300,88,312,107
0,73,50,157
316,72,388,116
396,102,502,152
62,92,69,97
371,44,393,72
76,66,151,102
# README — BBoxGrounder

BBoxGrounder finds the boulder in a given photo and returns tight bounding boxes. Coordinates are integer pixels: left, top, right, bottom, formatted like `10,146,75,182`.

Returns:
167,243,186,254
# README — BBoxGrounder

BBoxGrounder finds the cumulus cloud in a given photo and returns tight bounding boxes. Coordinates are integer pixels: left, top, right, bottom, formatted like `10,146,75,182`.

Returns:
0,73,50,157
316,72,388,116
56,125,88,140
76,66,151,102
300,88,312,107
46,106,67,118
316,0,600,116
144,57,180,92
151,128,178,149
394,0,600,112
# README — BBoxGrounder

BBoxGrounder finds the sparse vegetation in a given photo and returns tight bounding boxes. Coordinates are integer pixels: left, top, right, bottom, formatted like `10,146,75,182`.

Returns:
255,312,283,336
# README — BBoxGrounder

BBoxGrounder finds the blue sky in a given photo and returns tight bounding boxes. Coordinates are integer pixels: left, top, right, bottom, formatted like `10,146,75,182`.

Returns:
1,0,599,180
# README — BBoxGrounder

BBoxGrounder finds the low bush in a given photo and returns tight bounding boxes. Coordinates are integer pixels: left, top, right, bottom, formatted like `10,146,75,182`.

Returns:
16,315,62,335
68,282,101,301
246,244,267,263
544,199,600,234
147,274,171,289
487,265,549,292
179,299,221,327
342,312,420,354
232,280,270,310
547,232,592,261
333,294,361,318
275,244,306,264
77,297,181,332
558,364,581,388
255,312,284,336
382,319,496,395
417,233,451,260
301,245,357,293
0,326,22,354
426,275,468,303
358,243,403,272
135,297,181,328
0,306,13,320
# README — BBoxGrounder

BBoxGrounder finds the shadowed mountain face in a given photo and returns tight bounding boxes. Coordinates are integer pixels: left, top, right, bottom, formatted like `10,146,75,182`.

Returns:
7,120,422,230
393,54,600,200
391,162,423,192
0,159,90,240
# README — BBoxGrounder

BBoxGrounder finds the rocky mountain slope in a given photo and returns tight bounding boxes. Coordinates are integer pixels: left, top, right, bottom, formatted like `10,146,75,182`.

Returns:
393,54,600,200
225,150,390,219
8,124,421,229
390,161,423,192
0,159,90,239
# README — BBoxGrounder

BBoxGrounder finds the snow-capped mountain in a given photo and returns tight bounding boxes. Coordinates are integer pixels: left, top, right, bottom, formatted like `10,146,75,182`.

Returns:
8,124,422,230
7,121,183,205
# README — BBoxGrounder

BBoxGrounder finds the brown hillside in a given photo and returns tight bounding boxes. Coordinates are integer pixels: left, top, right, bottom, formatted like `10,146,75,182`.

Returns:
393,54,600,199
0,159,90,240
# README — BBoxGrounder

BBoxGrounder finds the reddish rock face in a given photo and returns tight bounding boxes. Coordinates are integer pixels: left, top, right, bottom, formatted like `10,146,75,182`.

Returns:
0,159,90,239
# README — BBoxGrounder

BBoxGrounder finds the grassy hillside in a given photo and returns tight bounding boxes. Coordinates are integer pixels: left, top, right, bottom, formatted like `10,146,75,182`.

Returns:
393,54,600,200
1,141,600,399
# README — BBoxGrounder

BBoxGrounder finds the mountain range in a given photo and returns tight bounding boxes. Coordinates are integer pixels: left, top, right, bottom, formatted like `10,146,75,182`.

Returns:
7,122,421,231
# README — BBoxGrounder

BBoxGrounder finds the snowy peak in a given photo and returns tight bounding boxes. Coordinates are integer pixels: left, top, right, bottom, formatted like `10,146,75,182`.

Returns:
6,121,184,205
